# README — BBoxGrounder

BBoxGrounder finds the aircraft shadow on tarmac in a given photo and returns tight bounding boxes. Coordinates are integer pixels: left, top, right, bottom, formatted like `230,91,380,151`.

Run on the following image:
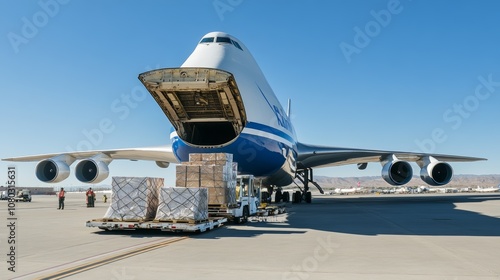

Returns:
93,194,500,238
245,194,500,237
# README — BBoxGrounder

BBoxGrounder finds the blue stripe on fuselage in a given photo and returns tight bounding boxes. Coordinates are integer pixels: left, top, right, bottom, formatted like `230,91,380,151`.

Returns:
171,131,294,177
245,122,295,145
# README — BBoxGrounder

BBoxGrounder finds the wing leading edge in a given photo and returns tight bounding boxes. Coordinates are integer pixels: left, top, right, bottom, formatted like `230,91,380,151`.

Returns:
296,142,486,170
2,145,178,184
2,146,177,163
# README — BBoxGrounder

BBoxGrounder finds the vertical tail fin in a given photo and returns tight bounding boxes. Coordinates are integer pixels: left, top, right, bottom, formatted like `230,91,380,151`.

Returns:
287,99,291,117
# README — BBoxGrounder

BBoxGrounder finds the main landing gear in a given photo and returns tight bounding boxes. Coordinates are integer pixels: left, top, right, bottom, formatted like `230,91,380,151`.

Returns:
274,188,291,203
294,168,324,204
265,168,323,204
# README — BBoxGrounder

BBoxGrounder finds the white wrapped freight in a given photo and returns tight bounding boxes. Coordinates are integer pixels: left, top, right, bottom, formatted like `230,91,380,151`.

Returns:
155,187,208,221
103,177,163,221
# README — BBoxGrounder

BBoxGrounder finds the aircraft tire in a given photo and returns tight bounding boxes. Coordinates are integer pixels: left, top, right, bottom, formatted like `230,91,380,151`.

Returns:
293,191,302,203
282,191,290,202
275,190,282,203
305,191,312,203
293,191,301,203
261,192,270,203
242,206,249,223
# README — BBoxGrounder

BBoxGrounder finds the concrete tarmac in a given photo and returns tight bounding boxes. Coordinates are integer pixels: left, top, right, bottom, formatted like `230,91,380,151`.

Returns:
1,192,500,280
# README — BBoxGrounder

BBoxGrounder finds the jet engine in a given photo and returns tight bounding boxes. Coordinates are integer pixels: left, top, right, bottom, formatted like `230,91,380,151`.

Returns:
419,158,453,186
36,158,71,183
75,154,111,184
156,161,170,168
381,158,413,186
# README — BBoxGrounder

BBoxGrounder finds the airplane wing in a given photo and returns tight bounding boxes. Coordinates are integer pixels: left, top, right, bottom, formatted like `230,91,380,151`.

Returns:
296,142,486,169
2,145,178,163
2,145,178,184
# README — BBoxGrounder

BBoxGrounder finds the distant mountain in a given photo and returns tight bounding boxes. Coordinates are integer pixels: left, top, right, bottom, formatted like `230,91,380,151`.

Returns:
307,174,500,189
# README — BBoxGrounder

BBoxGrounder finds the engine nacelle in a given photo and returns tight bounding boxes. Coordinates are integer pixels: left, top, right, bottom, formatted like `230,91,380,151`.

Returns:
75,158,110,184
36,159,71,183
156,161,170,168
420,161,453,186
382,160,413,186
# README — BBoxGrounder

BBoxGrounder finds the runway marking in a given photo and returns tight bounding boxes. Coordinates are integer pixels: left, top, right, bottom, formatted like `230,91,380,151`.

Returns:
35,236,189,280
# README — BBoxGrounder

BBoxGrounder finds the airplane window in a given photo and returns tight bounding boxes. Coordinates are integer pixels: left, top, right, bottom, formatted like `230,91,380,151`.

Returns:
216,37,232,44
232,40,243,51
200,37,214,43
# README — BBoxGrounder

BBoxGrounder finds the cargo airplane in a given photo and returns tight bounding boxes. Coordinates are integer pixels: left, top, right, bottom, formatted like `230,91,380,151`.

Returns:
3,32,486,202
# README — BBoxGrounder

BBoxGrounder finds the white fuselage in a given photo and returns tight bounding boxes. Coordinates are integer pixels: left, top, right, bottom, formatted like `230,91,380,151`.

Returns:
171,32,298,186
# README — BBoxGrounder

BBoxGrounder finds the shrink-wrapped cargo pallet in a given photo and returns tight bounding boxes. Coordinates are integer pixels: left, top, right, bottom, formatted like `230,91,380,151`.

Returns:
175,165,201,188
103,177,163,221
177,153,237,206
190,152,233,166
230,162,238,180
202,169,237,205
207,184,237,205
200,165,231,186
155,187,208,222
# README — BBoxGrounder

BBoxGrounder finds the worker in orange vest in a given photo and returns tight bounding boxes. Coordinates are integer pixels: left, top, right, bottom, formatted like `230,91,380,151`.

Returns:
86,188,95,207
58,187,65,210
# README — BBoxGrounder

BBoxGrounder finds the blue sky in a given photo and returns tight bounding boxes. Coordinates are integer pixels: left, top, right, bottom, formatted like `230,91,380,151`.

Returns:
1,0,499,188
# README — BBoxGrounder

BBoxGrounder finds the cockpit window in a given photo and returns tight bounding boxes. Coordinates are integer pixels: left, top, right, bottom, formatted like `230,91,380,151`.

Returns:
216,37,232,43
200,37,214,43
199,36,243,51
232,40,243,51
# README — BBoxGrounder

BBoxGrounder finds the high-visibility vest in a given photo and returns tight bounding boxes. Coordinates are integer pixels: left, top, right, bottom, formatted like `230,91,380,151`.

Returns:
58,191,65,198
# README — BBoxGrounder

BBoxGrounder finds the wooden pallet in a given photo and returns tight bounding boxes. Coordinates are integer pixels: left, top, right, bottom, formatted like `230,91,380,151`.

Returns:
94,218,149,223
93,218,119,222
208,203,238,209
153,219,209,224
